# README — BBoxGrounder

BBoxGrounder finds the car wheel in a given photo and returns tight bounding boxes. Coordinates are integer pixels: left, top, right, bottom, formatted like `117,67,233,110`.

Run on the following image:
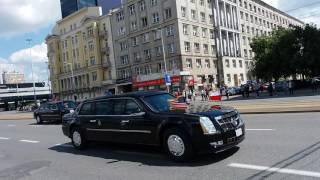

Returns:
163,128,194,162
36,116,42,124
71,127,87,150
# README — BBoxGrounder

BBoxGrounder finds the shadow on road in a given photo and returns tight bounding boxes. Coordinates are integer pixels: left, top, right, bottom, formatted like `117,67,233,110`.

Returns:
49,142,239,167
28,122,61,126
246,140,320,179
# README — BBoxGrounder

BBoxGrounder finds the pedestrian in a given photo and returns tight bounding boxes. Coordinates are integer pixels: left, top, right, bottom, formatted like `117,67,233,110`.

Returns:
312,78,318,93
245,85,250,98
205,88,209,101
240,85,245,98
255,84,260,97
268,82,273,96
225,88,230,100
201,89,205,101
288,80,294,95
183,90,187,102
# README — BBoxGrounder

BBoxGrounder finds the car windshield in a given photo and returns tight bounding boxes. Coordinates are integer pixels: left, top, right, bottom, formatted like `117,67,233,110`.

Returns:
143,94,176,112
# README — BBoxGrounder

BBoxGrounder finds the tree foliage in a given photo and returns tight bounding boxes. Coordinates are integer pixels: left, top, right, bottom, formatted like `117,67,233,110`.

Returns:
250,24,320,81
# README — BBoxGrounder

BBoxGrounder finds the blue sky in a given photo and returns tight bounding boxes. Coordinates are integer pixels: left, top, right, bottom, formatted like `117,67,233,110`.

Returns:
0,0,319,83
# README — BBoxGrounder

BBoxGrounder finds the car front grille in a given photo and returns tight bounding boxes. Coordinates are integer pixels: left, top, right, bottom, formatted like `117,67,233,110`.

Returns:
216,111,239,132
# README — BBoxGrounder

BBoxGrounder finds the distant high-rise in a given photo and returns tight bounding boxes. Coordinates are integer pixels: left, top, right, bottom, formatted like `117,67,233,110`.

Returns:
60,0,121,18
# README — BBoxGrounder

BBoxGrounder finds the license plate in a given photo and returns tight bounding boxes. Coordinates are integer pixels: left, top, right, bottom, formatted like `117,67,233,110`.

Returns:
235,128,243,137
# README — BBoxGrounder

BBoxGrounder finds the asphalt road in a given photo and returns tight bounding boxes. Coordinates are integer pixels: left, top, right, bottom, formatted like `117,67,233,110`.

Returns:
0,113,320,180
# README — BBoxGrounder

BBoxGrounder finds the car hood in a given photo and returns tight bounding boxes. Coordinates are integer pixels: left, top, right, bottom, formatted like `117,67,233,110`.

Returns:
166,103,236,117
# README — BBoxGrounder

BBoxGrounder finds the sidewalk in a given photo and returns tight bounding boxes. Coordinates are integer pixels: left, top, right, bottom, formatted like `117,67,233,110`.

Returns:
0,111,33,120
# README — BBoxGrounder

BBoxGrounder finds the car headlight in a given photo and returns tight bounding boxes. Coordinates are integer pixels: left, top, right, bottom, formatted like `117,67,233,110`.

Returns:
237,112,244,126
199,117,217,135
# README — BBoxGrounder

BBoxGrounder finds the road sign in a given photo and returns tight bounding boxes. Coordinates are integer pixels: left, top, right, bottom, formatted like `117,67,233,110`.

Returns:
164,74,171,86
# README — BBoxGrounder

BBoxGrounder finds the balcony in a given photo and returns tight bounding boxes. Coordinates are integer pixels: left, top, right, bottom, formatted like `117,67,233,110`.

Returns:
99,31,108,39
102,59,111,68
101,47,110,54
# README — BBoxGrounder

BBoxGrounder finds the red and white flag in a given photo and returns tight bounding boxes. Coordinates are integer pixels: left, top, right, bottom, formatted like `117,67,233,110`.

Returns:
209,91,222,101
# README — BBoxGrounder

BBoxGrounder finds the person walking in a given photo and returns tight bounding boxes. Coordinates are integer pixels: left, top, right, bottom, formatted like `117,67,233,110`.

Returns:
201,89,205,101
288,80,294,95
268,82,273,96
225,88,230,100
205,88,209,101
245,85,250,98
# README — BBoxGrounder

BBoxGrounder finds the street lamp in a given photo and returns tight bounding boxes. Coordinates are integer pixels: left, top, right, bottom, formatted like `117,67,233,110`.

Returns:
26,38,37,104
153,27,169,93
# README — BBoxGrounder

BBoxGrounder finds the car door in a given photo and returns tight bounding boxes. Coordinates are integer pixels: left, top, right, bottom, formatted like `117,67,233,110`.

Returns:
47,103,60,121
77,102,97,141
94,99,123,142
37,103,48,120
119,99,157,145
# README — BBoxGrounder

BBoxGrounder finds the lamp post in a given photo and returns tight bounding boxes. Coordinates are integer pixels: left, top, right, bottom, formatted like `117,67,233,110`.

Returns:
153,28,169,92
45,61,51,95
26,38,37,104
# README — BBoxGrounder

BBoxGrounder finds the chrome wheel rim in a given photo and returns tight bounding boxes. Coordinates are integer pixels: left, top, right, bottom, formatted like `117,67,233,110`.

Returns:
72,131,81,147
167,135,185,157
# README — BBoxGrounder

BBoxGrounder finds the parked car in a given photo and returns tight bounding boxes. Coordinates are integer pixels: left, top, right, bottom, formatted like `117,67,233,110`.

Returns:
62,91,245,162
227,87,241,96
34,101,77,124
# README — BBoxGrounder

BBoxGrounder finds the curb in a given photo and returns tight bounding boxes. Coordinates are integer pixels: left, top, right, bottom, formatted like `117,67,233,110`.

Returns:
239,109,320,115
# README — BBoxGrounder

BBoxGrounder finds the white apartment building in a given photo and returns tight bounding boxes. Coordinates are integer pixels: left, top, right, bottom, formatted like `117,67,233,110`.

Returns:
110,0,218,93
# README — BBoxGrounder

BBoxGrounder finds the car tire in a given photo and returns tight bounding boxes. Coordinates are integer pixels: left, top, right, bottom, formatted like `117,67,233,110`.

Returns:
36,116,42,124
71,127,87,150
163,128,194,162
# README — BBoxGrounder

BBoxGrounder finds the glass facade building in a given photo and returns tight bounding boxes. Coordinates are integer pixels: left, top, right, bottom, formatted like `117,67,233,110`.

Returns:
60,0,98,18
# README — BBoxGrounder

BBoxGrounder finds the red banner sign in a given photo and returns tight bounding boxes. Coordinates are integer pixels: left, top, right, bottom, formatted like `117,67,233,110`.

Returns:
133,76,181,88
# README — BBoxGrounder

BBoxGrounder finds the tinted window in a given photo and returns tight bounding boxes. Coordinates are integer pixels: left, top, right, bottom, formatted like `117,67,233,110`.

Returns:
79,102,94,115
125,100,142,115
113,100,126,115
143,94,175,112
59,101,76,109
95,100,113,115
49,103,59,110
40,103,48,110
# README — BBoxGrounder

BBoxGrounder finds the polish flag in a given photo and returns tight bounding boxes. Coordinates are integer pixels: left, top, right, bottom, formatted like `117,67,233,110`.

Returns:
209,91,222,101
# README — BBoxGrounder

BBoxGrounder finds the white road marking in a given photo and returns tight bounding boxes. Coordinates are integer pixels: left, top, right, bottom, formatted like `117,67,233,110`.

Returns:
7,124,16,127
229,163,320,178
246,129,274,131
19,140,39,143
0,137,10,140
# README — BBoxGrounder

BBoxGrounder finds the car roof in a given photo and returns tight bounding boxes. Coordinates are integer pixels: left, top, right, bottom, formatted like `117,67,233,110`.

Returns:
85,91,168,102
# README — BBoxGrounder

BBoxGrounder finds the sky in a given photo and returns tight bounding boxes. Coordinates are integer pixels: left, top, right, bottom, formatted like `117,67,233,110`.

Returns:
0,0,319,83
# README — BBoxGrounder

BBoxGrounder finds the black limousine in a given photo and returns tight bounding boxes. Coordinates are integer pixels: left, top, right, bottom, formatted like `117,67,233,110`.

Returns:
62,91,245,161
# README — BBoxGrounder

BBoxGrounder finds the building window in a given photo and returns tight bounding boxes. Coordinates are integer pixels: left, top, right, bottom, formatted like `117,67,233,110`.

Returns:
210,29,214,39
232,59,237,68
226,74,231,82
194,43,200,53
141,17,148,27
196,59,202,68
92,72,98,82
205,59,210,68
116,11,124,21
135,67,142,75
225,59,230,68
144,49,151,59
120,55,129,65
200,12,206,22
193,26,199,36
203,44,209,54
202,28,207,38
240,73,244,81
191,10,197,20
239,60,243,68
142,33,149,43
90,56,96,65
145,65,152,74
130,21,137,30
129,4,135,15
186,59,192,68
131,37,138,46
151,0,157,6
139,0,145,11
155,46,162,56
152,12,160,23
167,43,174,54
165,8,172,19
166,25,174,36
154,30,161,40
181,7,186,17
184,42,190,52
183,24,189,35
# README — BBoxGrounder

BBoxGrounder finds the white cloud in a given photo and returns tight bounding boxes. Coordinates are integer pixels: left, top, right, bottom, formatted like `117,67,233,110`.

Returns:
9,42,48,64
0,0,61,38
0,42,49,83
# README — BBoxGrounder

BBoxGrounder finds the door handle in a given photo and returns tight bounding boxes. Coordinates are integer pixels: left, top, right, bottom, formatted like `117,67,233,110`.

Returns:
120,120,130,124
89,120,97,123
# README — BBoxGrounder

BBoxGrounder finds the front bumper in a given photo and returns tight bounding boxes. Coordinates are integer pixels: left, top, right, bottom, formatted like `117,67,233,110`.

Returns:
194,125,245,154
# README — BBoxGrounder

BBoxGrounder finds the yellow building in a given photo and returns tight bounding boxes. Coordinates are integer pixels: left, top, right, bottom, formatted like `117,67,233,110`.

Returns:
46,7,116,101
